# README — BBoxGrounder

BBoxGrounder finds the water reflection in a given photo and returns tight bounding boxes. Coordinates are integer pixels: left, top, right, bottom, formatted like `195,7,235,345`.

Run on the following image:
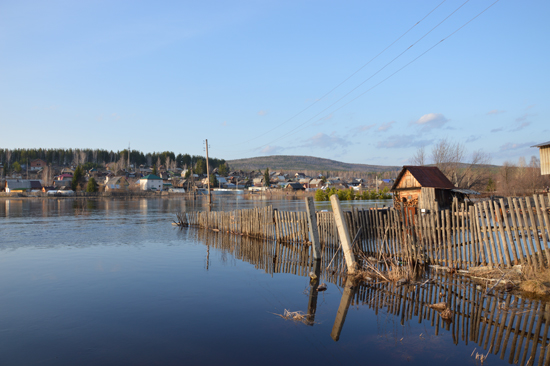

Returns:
195,228,550,366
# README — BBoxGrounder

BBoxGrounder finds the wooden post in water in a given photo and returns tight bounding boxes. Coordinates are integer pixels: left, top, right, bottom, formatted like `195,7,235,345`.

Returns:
305,197,321,260
330,195,356,274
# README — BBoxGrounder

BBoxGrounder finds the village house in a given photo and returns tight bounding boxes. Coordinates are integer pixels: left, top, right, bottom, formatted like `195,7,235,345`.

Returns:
299,178,311,188
5,179,42,192
105,176,129,191
390,166,478,213
30,159,47,171
286,182,305,191
309,178,323,189
139,174,163,191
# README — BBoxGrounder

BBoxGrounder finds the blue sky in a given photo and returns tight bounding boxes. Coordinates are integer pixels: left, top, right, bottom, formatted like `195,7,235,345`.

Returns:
1,0,548,166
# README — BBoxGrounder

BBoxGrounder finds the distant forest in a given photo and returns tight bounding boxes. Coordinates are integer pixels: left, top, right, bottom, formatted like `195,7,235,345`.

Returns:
0,148,226,170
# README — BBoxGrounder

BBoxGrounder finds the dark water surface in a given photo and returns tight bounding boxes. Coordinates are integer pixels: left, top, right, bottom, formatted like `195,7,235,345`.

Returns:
0,197,547,365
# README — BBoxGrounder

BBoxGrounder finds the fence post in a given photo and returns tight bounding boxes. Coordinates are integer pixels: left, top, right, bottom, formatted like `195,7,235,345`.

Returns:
330,195,356,274
305,197,321,260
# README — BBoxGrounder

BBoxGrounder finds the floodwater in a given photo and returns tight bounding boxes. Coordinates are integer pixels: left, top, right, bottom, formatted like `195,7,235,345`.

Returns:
0,197,548,366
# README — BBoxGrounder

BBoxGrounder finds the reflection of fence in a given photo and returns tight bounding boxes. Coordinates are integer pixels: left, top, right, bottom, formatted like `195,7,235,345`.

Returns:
356,276,550,366
185,194,550,269
193,229,550,366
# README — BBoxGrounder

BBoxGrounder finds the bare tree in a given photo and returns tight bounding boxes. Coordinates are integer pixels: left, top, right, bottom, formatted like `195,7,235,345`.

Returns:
411,139,491,190
410,145,427,166
499,161,517,196
79,151,87,165
41,165,53,185
6,149,11,169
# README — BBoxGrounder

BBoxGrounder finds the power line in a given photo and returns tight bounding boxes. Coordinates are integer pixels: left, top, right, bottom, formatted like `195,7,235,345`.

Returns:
249,0,500,151
227,1,448,148
246,0,479,154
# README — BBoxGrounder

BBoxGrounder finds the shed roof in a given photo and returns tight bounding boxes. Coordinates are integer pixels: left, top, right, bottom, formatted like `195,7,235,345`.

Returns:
391,166,455,191
532,141,550,148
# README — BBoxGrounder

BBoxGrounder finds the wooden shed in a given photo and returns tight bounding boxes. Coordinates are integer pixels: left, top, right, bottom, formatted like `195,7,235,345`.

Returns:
390,166,474,212
532,141,550,175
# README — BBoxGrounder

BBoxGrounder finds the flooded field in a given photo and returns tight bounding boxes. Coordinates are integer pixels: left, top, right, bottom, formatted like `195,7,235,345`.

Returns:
1,197,549,366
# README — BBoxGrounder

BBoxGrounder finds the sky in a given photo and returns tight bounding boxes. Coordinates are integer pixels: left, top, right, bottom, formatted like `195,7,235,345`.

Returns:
1,0,548,166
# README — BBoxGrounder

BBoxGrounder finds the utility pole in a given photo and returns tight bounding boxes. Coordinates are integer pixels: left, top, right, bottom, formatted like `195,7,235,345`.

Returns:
128,143,131,169
205,139,211,205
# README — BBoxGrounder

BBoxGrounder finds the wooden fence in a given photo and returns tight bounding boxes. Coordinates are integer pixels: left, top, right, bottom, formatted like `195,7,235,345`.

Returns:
185,193,550,270
193,228,550,366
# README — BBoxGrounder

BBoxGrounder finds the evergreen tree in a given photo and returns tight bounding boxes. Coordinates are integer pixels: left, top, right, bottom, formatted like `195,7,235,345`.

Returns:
264,168,270,187
209,174,218,188
86,177,98,192
152,164,157,176
71,165,84,191
219,162,229,176
195,159,205,175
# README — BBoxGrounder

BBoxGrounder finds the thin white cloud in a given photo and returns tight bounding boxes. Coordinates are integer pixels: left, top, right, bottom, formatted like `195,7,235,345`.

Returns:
351,124,375,134
260,145,284,154
487,109,505,115
411,113,449,131
257,110,267,116
515,114,529,123
378,121,395,132
512,122,531,131
377,134,432,149
491,127,503,133
466,135,481,142
302,132,350,149
499,141,535,151
222,121,227,126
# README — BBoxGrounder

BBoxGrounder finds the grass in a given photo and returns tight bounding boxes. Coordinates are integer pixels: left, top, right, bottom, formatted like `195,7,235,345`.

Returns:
519,266,550,296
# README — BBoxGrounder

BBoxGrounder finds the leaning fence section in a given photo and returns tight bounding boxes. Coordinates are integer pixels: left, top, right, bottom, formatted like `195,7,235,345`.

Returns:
183,193,550,270
333,193,550,270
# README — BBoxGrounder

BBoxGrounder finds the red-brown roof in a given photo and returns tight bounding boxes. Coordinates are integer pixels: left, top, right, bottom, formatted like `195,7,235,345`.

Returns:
391,166,456,191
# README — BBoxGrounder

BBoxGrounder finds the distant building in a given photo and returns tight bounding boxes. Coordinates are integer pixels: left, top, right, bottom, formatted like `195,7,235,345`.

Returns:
286,182,305,191
139,174,163,191
390,166,478,212
532,141,550,175
105,176,129,191
30,159,47,171
5,179,42,192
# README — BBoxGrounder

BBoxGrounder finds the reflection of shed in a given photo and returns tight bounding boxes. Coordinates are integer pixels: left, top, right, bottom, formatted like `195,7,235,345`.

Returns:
391,166,472,212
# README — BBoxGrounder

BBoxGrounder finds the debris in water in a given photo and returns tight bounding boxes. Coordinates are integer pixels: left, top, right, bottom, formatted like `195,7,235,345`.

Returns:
317,283,327,291
428,302,447,311
274,309,314,325
440,308,453,320
309,271,317,280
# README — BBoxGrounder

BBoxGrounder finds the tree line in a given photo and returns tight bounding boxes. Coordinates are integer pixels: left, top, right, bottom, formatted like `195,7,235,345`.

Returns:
0,148,226,172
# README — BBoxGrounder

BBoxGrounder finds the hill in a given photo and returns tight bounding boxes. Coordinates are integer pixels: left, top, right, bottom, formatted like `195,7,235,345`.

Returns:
226,155,400,173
